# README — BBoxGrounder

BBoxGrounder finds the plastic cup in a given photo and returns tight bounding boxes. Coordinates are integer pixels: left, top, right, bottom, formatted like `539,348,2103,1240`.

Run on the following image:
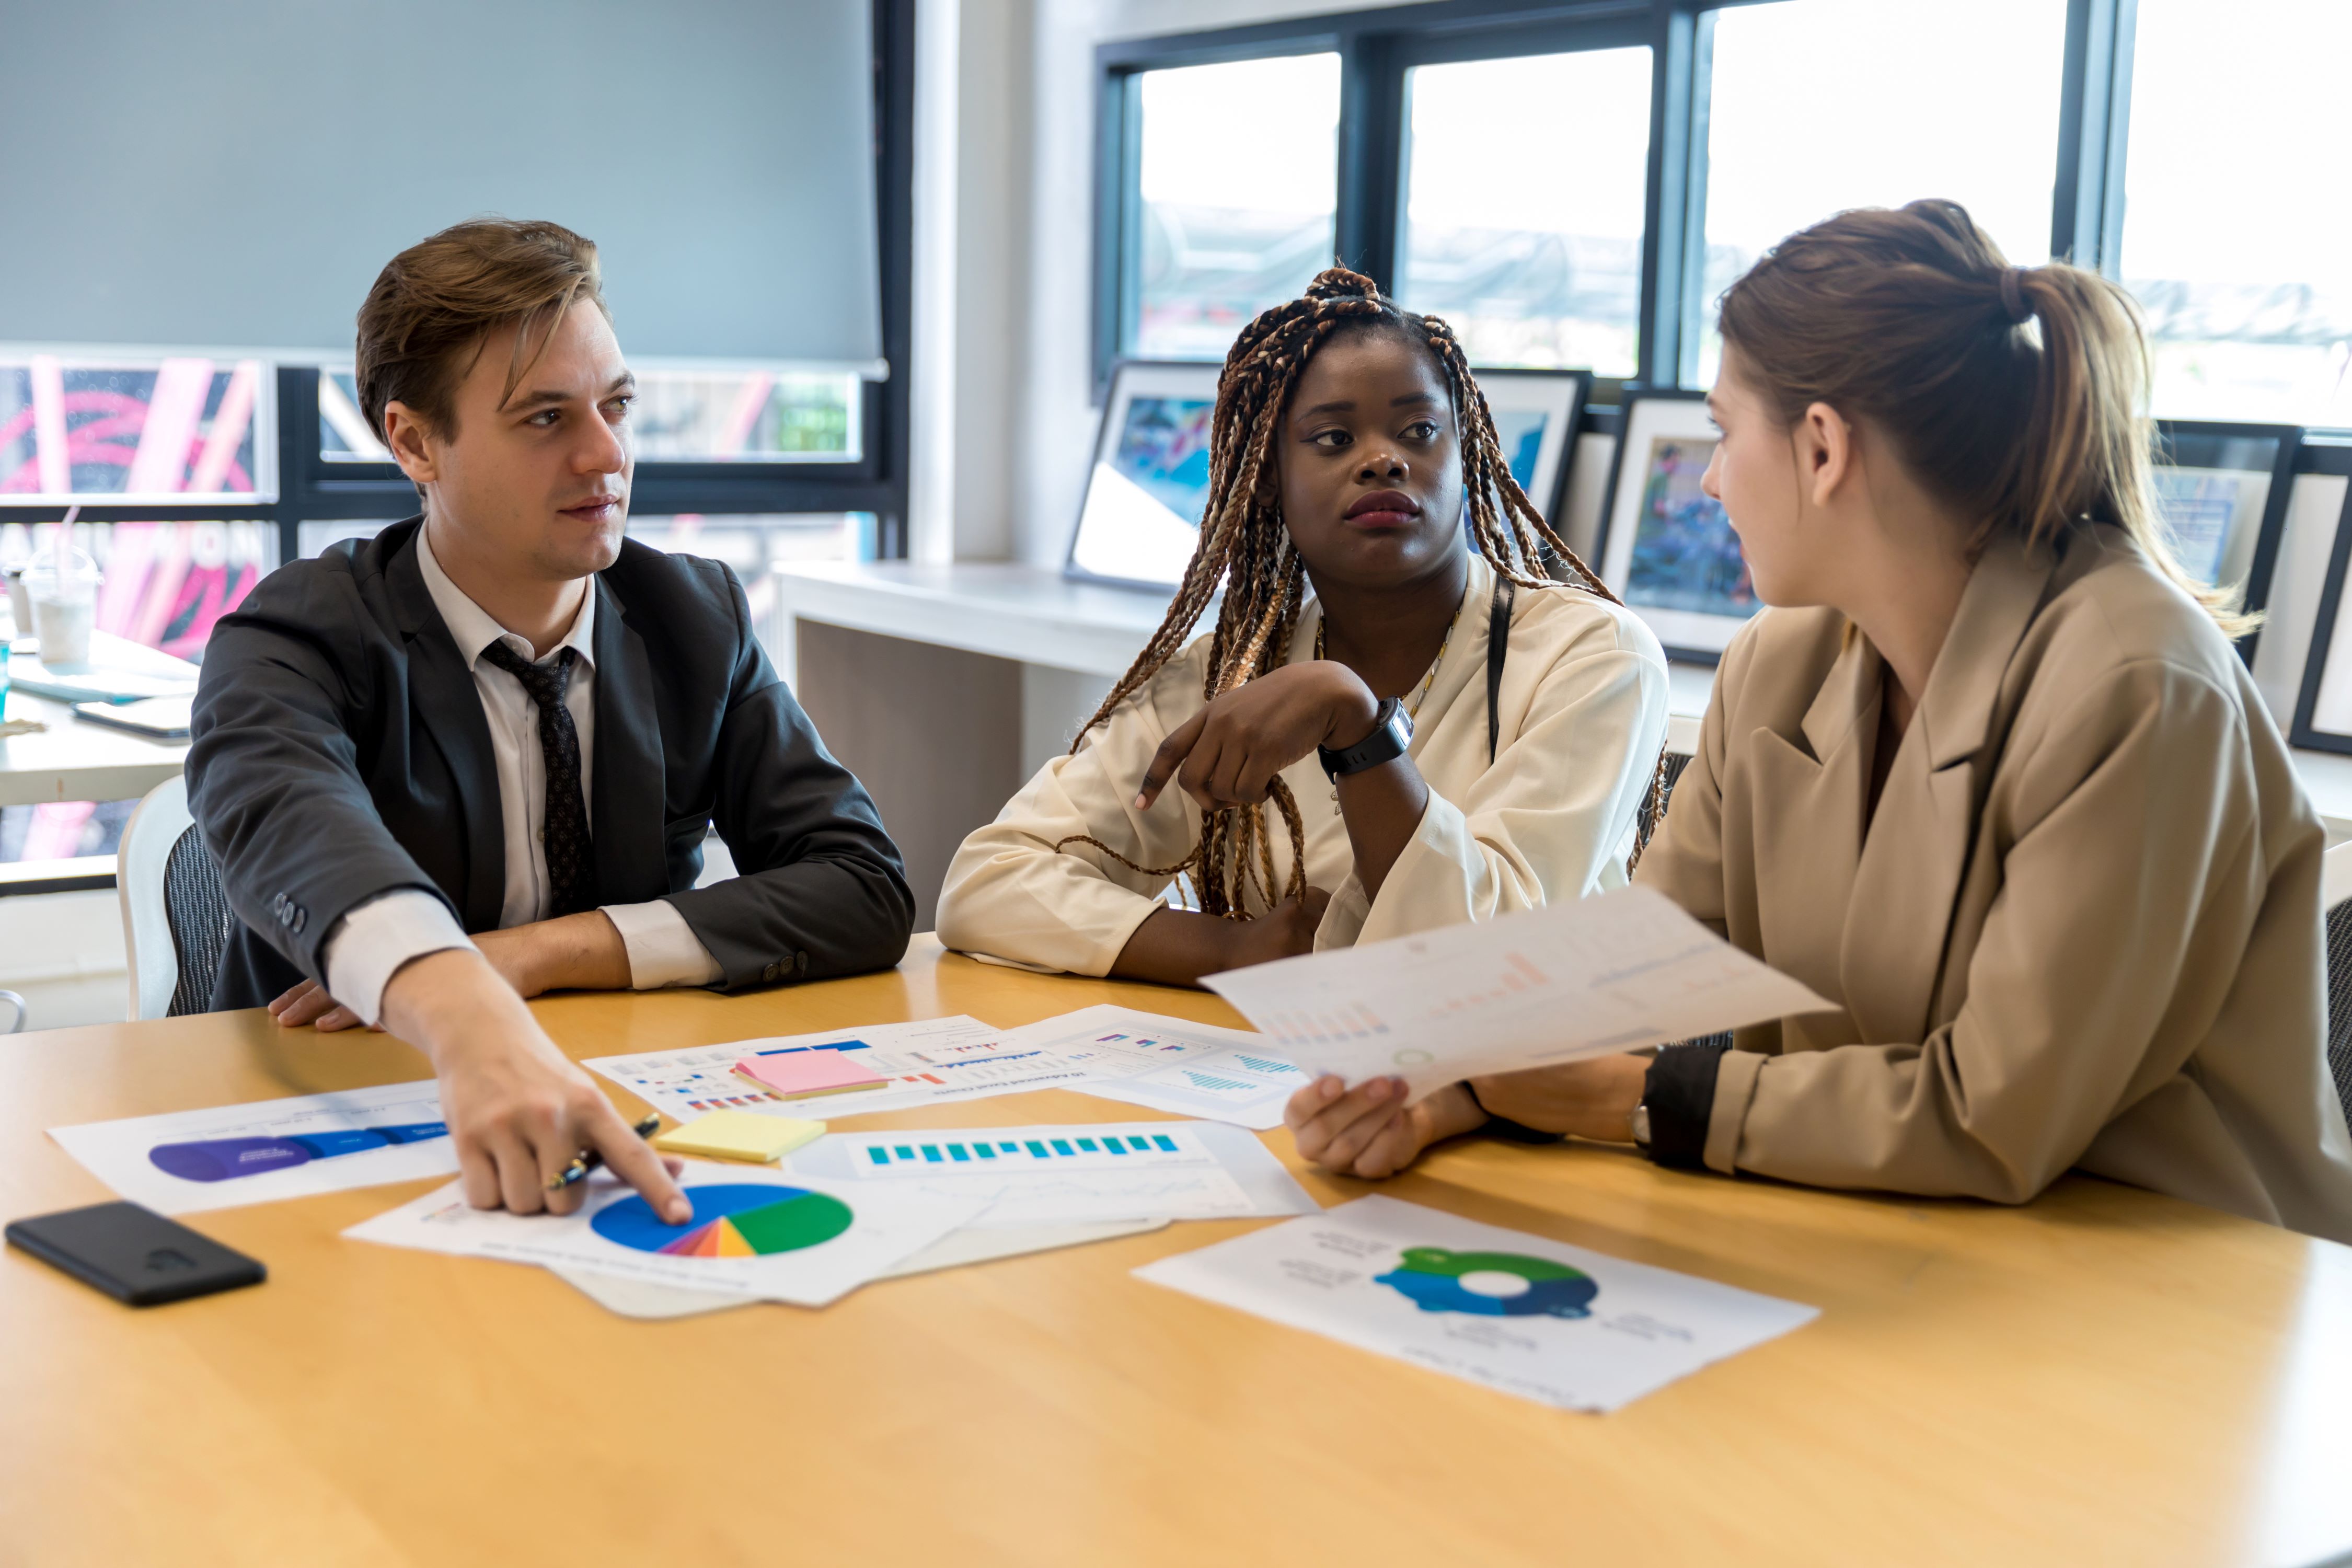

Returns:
26,547,101,668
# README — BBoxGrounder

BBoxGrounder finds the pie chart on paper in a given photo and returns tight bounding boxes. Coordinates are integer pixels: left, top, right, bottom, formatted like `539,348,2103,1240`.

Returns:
591,1184,854,1258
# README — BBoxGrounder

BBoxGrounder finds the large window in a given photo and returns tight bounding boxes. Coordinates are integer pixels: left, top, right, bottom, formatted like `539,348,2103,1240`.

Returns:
1696,0,2070,383
2122,0,2352,424
1123,54,1343,360
1395,48,1654,375
1098,0,2338,437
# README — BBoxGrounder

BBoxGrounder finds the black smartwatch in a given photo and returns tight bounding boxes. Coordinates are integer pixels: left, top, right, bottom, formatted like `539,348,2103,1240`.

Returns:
1318,696,1412,778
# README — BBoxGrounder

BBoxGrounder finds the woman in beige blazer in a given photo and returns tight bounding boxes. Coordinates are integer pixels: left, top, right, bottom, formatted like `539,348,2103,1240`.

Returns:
1287,202,2352,1243
938,270,1667,985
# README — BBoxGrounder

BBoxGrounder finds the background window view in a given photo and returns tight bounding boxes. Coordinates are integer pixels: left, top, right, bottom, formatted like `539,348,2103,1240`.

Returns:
1128,53,1342,359
1695,0,2069,383
2122,0,2352,424
320,367,864,463
1395,48,1654,375
1,356,272,500
300,513,874,648
1,518,275,867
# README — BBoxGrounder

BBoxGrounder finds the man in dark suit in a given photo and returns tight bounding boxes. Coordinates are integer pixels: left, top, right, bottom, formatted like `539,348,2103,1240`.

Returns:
188,220,914,1224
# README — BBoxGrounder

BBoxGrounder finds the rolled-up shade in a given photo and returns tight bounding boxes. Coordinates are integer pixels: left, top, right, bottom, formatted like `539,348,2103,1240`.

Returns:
0,0,882,370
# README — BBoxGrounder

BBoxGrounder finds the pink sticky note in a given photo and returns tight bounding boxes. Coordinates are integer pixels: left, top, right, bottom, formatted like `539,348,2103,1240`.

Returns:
733,1051,887,1099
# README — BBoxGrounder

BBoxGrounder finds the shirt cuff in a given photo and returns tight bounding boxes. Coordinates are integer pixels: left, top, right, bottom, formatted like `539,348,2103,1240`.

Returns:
601,898,724,989
323,890,475,1027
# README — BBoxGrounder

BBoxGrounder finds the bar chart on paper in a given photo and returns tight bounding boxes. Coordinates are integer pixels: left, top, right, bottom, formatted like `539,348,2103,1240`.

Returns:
787,1120,1318,1228
986,1006,1310,1128
584,1017,1109,1122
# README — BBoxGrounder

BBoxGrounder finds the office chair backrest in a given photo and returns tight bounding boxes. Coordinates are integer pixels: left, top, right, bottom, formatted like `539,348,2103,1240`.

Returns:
118,777,233,1020
2322,840,2352,1136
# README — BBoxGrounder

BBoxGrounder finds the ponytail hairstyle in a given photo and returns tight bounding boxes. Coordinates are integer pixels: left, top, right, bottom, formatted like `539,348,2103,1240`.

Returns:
1057,266,1653,920
1715,198,2245,632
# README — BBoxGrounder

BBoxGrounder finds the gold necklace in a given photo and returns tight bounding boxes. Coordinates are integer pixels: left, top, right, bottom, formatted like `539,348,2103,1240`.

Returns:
1316,606,1455,801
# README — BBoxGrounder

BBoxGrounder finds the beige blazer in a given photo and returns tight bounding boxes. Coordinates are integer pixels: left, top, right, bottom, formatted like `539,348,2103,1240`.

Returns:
938,554,1669,975
1638,525,2352,1242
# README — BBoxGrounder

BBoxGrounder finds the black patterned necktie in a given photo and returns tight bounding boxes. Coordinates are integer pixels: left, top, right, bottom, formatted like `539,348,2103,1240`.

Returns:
477,640,599,918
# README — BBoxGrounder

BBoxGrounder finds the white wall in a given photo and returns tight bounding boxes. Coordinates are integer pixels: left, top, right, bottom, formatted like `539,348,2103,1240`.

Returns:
0,890,127,1032
916,0,1425,567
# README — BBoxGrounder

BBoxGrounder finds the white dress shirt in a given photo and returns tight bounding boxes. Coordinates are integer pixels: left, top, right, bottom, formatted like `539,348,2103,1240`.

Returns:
321,531,723,1023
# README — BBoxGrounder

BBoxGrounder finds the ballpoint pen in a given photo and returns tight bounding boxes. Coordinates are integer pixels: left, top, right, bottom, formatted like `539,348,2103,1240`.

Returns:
545,1113,663,1191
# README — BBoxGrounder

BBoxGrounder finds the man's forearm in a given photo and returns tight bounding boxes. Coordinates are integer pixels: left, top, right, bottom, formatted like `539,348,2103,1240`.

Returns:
474,912,632,997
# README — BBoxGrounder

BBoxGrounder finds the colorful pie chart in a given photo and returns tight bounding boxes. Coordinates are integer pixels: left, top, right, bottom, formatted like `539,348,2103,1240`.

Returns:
591,1183,854,1259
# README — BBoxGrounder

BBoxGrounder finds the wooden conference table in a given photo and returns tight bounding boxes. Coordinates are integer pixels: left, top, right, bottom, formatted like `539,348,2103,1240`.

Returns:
3,940,2349,1568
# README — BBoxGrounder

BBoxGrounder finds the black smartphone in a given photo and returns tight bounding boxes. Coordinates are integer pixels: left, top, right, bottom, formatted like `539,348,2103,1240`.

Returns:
6,1201,265,1306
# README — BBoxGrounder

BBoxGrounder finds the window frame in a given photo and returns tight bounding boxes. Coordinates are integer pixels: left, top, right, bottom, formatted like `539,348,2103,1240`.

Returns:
2,0,917,564
1096,0,2341,449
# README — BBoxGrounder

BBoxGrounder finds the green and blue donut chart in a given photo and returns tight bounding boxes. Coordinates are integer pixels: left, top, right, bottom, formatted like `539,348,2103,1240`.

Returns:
1374,1247,1598,1319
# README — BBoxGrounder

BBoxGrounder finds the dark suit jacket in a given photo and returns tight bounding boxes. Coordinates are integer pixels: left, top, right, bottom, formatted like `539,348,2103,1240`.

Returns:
187,517,914,1011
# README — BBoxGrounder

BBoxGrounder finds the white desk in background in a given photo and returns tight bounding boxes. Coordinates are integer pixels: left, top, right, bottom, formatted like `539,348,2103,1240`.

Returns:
0,631,194,811
773,562,2352,895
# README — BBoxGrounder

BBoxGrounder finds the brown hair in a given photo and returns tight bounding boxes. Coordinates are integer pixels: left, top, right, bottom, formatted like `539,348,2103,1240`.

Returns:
1057,266,1658,920
354,217,609,444
1715,198,2242,630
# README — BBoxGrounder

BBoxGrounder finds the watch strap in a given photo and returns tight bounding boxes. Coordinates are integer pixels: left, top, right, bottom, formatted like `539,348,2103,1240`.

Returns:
1318,695,1411,778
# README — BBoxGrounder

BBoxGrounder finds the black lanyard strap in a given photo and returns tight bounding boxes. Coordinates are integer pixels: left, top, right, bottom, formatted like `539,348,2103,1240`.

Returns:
1486,575,1514,764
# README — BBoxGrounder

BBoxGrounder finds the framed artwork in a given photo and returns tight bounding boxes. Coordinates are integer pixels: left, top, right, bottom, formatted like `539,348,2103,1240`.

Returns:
1066,361,1221,591
2152,420,2301,665
1473,368,1592,532
2288,479,2352,753
1595,389,1755,662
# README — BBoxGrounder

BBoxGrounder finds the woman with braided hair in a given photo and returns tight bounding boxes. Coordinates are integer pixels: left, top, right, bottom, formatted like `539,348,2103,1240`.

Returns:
939,269,1670,1167
1307,202,2352,1240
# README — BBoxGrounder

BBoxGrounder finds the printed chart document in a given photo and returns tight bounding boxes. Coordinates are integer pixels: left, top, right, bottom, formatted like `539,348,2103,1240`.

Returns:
346,1163,988,1307
1135,1195,1818,1412
991,1005,1308,1129
786,1120,1318,1228
51,1081,456,1215
584,1017,1093,1122
1204,885,1836,1102
550,1219,1169,1319
587,1008,1311,1131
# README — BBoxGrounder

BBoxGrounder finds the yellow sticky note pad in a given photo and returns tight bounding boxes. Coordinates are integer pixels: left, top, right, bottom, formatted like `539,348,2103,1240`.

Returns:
652,1110,825,1164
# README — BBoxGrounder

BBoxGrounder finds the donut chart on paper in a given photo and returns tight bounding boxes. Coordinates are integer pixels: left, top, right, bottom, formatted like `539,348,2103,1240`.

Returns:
591,1184,854,1258
1375,1247,1598,1319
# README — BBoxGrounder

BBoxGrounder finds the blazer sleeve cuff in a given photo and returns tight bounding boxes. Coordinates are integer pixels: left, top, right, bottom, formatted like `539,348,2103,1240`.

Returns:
1703,1045,1766,1175
1640,1040,1730,1169
603,899,725,989
324,890,475,1027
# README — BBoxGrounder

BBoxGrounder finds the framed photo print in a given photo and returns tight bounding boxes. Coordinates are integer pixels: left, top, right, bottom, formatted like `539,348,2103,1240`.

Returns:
2288,479,2352,753
1596,389,1756,662
1473,368,1592,531
2151,420,2301,664
1066,361,1221,591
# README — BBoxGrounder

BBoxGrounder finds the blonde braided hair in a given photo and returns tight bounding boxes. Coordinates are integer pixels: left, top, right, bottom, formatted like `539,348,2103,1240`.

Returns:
1058,268,1665,918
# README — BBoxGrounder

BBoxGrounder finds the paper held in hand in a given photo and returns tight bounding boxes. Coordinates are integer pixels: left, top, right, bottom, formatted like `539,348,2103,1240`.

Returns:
1202,885,1836,1103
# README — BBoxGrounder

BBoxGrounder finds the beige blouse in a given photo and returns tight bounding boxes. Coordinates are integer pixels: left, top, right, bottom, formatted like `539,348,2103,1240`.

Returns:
1636,525,2352,1243
937,554,1670,975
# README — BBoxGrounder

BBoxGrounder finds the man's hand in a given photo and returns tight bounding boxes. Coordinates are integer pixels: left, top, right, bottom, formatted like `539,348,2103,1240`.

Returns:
269,979,370,1033
1135,662,1378,813
1286,1076,1486,1179
381,948,689,1222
